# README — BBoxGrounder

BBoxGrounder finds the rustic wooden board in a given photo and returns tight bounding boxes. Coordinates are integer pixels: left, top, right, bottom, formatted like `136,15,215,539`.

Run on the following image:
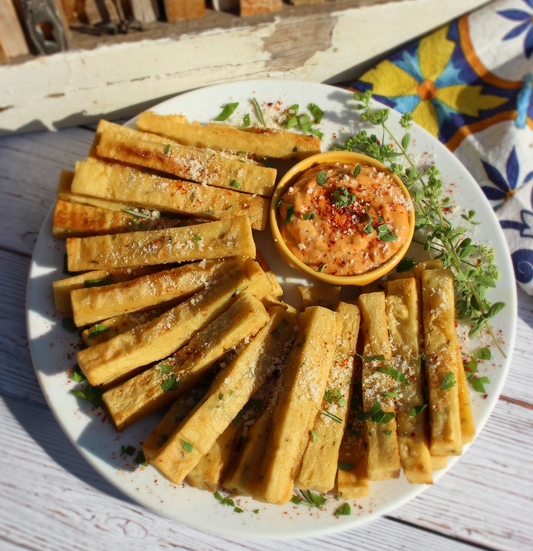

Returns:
0,0,491,135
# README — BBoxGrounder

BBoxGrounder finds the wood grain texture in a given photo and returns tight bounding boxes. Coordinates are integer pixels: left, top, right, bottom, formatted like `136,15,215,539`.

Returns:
0,0,490,135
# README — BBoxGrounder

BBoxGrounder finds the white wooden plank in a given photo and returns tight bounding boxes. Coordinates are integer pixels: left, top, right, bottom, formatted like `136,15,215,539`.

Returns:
0,394,497,551
0,127,95,255
0,0,490,135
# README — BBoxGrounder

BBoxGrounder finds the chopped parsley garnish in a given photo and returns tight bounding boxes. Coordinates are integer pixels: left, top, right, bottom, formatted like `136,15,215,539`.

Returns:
308,103,324,124
62,317,77,333
363,209,374,235
180,439,193,453
132,219,147,230
292,490,326,508
310,429,318,443
337,461,354,471
286,116,298,129
376,222,398,242
397,257,416,273
474,347,492,360
164,144,171,155
358,400,395,424
242,113,250,127
135,451,147,466
383,430,392,435
324,388,347,407
87,323,110,340
285,204,295,223
157,364,174,373
225,205,233,210
376,364,409,385
410,404,428,416
320,409,343,423
84,278,112,288
440,371,457,390
314,128,324,138
355,353,386,362
161,375,178,392
353,163,361,178
253,509,259,514
298,113,313,133
123,209,150,219
252,98,265,126
189,191,196,203
192,234,202,243
230,179,241,189
214,492,235,506
215,102,239,121
303,211,316,221
316,171,327,186
277,198,283,208
334,503,351,516
332,186,355,208
382,386,401,398
470,376,491,393
318,264,326,272
234,507,243,513
263,157,274,168
121,445,136,456
70,384,103,408
71,364,86,383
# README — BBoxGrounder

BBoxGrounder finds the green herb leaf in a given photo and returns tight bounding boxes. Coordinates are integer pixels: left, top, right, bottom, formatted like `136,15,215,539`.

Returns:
376,222,398,242
376,364,409,385
121,445,136,456
87,323,110,340
337,461,354,471
291,495,302,505
234,507,243,513
132,219,147,230
410,404,428,416
353,163,361,178
440,371,457,390
71,364,86,383
334,503,351,516
318,264,326,273
277,198,283,208
470,376,490,393
332,186,355,208
308,103,324,123
303,211,315,221
242,113,250,127
310,429,318,443
383,430,392,435
285,204,295,223
474,347,492,360
181,439,193,453
397,257,416,273
62,318,77,333
382,386,401,398
215,102,239,121
253,509,259,514
225,205,233,210
135,451,147,466
158,364,174,374
161,375,178,392
320,409,343,423
230,179,241,189
192,234,202,243
316,171,327,186
164,144,171,155
252,98,265,126
84,278,112,288
70,384,103,408
370,400,395,424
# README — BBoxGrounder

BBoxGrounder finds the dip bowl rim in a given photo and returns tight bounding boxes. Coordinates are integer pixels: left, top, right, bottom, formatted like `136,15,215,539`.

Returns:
269,151,416,286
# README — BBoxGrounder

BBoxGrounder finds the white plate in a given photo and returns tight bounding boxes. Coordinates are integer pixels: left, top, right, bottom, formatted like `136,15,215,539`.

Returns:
26,80,517,540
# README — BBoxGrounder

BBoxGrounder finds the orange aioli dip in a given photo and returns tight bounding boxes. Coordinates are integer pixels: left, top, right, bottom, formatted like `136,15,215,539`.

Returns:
277,162,411,276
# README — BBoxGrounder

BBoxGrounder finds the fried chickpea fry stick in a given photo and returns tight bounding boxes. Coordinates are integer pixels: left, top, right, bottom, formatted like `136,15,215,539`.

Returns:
358,292,401,481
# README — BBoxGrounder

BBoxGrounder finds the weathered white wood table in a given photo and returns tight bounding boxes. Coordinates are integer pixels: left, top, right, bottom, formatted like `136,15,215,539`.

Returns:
1,122,532,551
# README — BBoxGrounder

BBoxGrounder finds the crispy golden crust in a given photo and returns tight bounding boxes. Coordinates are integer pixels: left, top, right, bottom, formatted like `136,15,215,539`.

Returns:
455,335,476,445
252,307,341,504
422,269,462,457
66,217,255,272
102,292,270,431
77,259,270,387
137,111,321,160
298,286,341,310
296,302,360,493
358,292,401,481
71,258,241,327
71,161,269,231
150,307,296,485
95,120,277,197
386,278,432,485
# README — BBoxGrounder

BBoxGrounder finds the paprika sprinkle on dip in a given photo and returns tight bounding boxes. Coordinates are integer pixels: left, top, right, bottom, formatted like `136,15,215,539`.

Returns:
277,162,411,276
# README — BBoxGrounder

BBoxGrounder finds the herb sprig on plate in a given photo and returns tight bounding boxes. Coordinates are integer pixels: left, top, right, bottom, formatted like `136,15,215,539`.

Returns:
332,91,505,356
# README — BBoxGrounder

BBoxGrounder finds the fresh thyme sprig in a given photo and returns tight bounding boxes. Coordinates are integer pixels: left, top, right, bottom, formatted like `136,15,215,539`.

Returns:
333,91,506,356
